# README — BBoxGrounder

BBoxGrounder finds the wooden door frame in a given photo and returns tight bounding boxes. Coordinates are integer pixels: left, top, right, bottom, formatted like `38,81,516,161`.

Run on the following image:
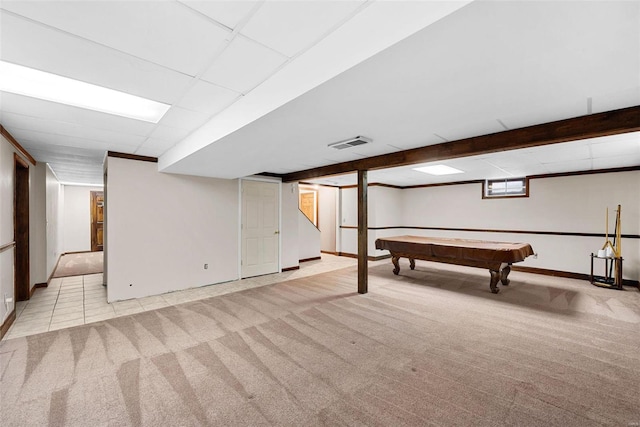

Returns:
90,191,104,252
299,186,319,228
14,153,30,301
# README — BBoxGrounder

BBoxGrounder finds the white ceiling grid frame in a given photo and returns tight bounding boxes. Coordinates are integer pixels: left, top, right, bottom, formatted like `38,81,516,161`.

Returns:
0,11,194,104
0,0,231,76
160,0,472,176
200,34,289,94
131,0,265,157
239,0,366,57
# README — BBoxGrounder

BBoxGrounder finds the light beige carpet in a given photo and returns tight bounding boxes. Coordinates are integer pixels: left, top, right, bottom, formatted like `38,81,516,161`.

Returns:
1,262,639,426
52,252,103,278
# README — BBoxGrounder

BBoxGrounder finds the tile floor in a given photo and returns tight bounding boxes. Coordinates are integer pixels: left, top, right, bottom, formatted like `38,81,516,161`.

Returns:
4,254,375,341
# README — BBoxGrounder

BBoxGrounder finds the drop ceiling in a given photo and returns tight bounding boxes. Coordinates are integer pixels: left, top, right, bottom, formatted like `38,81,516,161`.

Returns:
0,1,638,186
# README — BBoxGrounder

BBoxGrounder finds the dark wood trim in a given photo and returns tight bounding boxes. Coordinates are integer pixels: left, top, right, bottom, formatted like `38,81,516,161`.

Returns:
1,125,36,165
401,179,484,190
0,309,16,341
282,266,300,272
321,250,339,256
339,167,639,190
512,266,639,288
14,153,30,302
34,282,48,289
528,165,640,180
357,170,368,294
341,183,405,190
257,172,285,179
64,250,93,255
0,241,15,253
300,181,341,189
107,151,158,163
339,225,640,239
282,106,640,182
299,256,322,263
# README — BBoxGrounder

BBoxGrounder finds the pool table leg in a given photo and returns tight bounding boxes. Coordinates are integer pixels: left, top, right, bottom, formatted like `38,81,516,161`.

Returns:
392,256,400,275
409,258,415,270
489,270,501,293
500,264,511,286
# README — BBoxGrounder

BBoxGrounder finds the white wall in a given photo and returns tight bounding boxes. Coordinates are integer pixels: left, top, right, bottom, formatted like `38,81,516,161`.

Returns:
337,171,639,280
45,165,64,279
30,162,47,285
339,185,403,257
281,182,299,269
399,171,639,280
318,185,336,252
63,185,103,253
298,210,321,260
105,156,239,302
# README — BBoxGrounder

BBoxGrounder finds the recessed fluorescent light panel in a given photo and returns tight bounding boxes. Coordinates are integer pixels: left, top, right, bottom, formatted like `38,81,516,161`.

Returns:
413,165,464,175
0,61,170,123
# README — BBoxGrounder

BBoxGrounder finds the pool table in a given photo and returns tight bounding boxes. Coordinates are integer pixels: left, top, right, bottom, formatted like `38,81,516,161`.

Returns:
375,235,535,293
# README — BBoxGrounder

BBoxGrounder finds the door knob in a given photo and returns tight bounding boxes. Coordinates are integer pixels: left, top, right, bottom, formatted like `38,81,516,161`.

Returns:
274,230,280,234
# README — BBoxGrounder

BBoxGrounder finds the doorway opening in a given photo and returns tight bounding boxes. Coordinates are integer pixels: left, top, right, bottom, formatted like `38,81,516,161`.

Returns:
90,191,104,252
14,154,30,301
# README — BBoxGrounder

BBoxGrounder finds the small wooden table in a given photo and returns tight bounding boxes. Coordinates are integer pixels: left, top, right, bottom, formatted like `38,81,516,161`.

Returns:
375,236,534,293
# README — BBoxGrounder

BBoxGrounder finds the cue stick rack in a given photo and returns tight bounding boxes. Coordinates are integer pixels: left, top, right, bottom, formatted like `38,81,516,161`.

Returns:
591,205,623,290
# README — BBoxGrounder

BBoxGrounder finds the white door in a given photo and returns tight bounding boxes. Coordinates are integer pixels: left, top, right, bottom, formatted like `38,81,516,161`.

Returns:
241,180,279,278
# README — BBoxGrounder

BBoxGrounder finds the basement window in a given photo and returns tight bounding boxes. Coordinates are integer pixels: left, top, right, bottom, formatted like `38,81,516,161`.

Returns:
483,177,529,199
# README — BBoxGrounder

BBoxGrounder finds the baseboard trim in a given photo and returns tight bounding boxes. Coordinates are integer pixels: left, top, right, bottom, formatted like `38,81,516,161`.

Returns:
338,252,392,261
34,282,48,288
321,250,339,256
64,250,93,255
282,266,300,272
512,266,640,288
0,309,16,340
300,256,322,263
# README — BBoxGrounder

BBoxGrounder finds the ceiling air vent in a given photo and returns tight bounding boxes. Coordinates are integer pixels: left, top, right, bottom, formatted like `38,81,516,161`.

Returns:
328,136,372,150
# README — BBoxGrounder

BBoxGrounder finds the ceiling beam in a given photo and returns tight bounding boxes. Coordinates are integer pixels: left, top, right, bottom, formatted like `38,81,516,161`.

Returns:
281,105,640,182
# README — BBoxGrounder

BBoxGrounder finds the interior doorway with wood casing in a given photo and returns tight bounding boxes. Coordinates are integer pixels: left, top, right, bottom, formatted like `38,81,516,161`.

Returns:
14,154,30,302
90,191,104,252
299,186,318,227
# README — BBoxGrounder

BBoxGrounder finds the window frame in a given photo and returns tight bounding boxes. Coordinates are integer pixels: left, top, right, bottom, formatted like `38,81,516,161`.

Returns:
482,177,529,199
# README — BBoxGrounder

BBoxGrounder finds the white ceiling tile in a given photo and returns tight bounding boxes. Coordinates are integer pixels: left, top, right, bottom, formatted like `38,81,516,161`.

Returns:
0,92,156,136
177,80,241,116
136,137,179,155
148,125,191,143
0,13,193,104
158,107,210,131
0,111,146,146
590,133,640,158
201,35,288,93
1,1,230,76
8,127,137,152
592,154,640,170
531,144,592,163
177,1,259,30
240,1,364,57
542,159,593,173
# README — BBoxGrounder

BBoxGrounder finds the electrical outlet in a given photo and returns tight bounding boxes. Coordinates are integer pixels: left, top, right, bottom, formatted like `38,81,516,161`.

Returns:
204,264,208,269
